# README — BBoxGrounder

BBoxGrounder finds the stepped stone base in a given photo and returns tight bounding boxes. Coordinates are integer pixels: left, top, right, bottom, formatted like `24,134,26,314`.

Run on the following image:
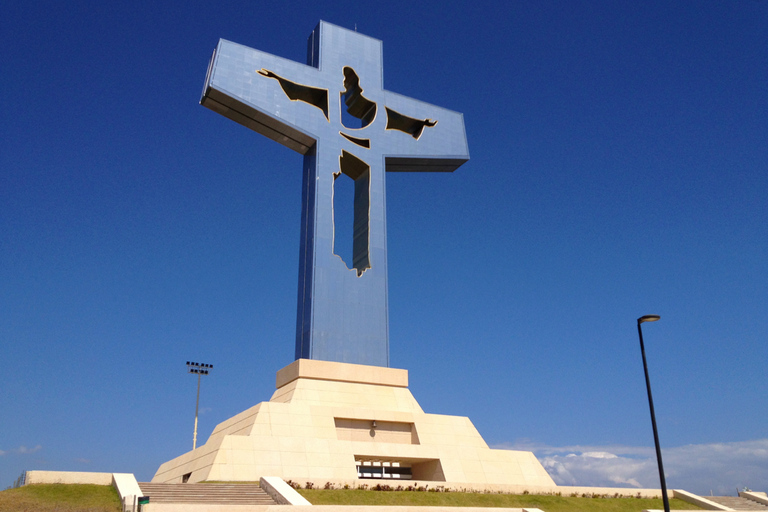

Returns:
708,495,768,510
152,359,555,489
138,482,275,505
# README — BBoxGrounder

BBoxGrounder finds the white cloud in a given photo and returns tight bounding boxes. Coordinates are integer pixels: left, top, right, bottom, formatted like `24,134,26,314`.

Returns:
16,445,42,455
541,450,653,489
581,452,619,459
0,445,43,458
495,439,768,495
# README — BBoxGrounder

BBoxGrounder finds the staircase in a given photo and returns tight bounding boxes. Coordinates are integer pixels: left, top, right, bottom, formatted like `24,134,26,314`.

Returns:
708,496,768,511
137,483,276,506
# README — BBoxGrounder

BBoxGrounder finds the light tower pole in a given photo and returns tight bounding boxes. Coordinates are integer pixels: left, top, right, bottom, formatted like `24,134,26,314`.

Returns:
636,315,669,512
187,361,212,450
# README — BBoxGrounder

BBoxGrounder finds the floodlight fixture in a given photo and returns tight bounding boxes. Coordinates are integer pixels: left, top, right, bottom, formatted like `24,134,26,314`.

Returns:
187,360,213,450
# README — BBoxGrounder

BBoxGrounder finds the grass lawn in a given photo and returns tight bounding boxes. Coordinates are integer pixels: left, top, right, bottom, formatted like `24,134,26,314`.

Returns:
0,483,704,511
0,484,121,512
298,488,702,511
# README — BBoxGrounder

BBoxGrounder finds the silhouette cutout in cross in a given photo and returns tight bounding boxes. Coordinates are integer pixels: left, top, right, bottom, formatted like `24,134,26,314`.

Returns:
201,21,469,367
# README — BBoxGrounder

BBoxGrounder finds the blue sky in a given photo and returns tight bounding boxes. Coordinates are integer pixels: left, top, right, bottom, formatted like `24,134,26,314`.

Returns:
1,0,766,495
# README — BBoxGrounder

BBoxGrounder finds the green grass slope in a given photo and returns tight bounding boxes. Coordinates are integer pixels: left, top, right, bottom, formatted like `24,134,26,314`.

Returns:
0,483,703,511
298,488,702,510
0,484,121,512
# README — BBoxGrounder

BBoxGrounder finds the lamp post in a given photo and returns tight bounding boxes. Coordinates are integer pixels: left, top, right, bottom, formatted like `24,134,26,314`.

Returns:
187,361,213,450
637,315,669,512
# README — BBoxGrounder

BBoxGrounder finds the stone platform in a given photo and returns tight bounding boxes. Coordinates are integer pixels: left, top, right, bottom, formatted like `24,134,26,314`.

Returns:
152,359,555,489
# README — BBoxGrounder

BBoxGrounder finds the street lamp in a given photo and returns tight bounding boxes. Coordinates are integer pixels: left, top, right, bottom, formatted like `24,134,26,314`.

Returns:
636,315,669,512
186,361,213,450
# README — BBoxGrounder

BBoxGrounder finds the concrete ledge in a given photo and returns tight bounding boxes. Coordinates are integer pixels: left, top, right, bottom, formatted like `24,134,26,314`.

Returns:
671,489,732,510
741,491,768,506
276,359,409,388
112,473,142,497
24,471,113,485
296,508,540,512
144,507,541,512
112,473,143,511
260,476,311,505
144,506,283,512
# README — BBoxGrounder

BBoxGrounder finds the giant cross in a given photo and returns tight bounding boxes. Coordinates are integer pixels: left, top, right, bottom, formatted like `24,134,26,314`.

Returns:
201,21,469,367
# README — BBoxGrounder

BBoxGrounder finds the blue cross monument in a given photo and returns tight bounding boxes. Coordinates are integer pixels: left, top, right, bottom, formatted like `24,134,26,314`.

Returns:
201,21,469,367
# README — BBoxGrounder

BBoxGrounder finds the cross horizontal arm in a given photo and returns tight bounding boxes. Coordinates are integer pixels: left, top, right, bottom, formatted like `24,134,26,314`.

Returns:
202,86,316,154
381,91,469,172
200,39,329,155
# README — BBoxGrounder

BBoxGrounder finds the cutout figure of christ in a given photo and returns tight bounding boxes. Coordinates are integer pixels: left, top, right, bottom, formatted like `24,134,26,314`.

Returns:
200,21,469,367
258,66,438,276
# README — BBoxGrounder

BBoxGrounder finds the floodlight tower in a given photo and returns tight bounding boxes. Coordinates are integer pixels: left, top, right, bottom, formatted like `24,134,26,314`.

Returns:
187,361,213,450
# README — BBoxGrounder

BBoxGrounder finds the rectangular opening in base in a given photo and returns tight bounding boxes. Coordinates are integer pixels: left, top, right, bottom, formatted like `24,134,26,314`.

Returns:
336,418,419,444
355,457,445,482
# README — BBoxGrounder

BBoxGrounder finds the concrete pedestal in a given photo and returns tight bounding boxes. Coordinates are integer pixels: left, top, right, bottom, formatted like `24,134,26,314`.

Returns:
152,359,555,490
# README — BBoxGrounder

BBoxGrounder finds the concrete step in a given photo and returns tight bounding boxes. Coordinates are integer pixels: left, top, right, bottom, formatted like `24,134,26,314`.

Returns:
708,496,768,510
137,483,276,505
